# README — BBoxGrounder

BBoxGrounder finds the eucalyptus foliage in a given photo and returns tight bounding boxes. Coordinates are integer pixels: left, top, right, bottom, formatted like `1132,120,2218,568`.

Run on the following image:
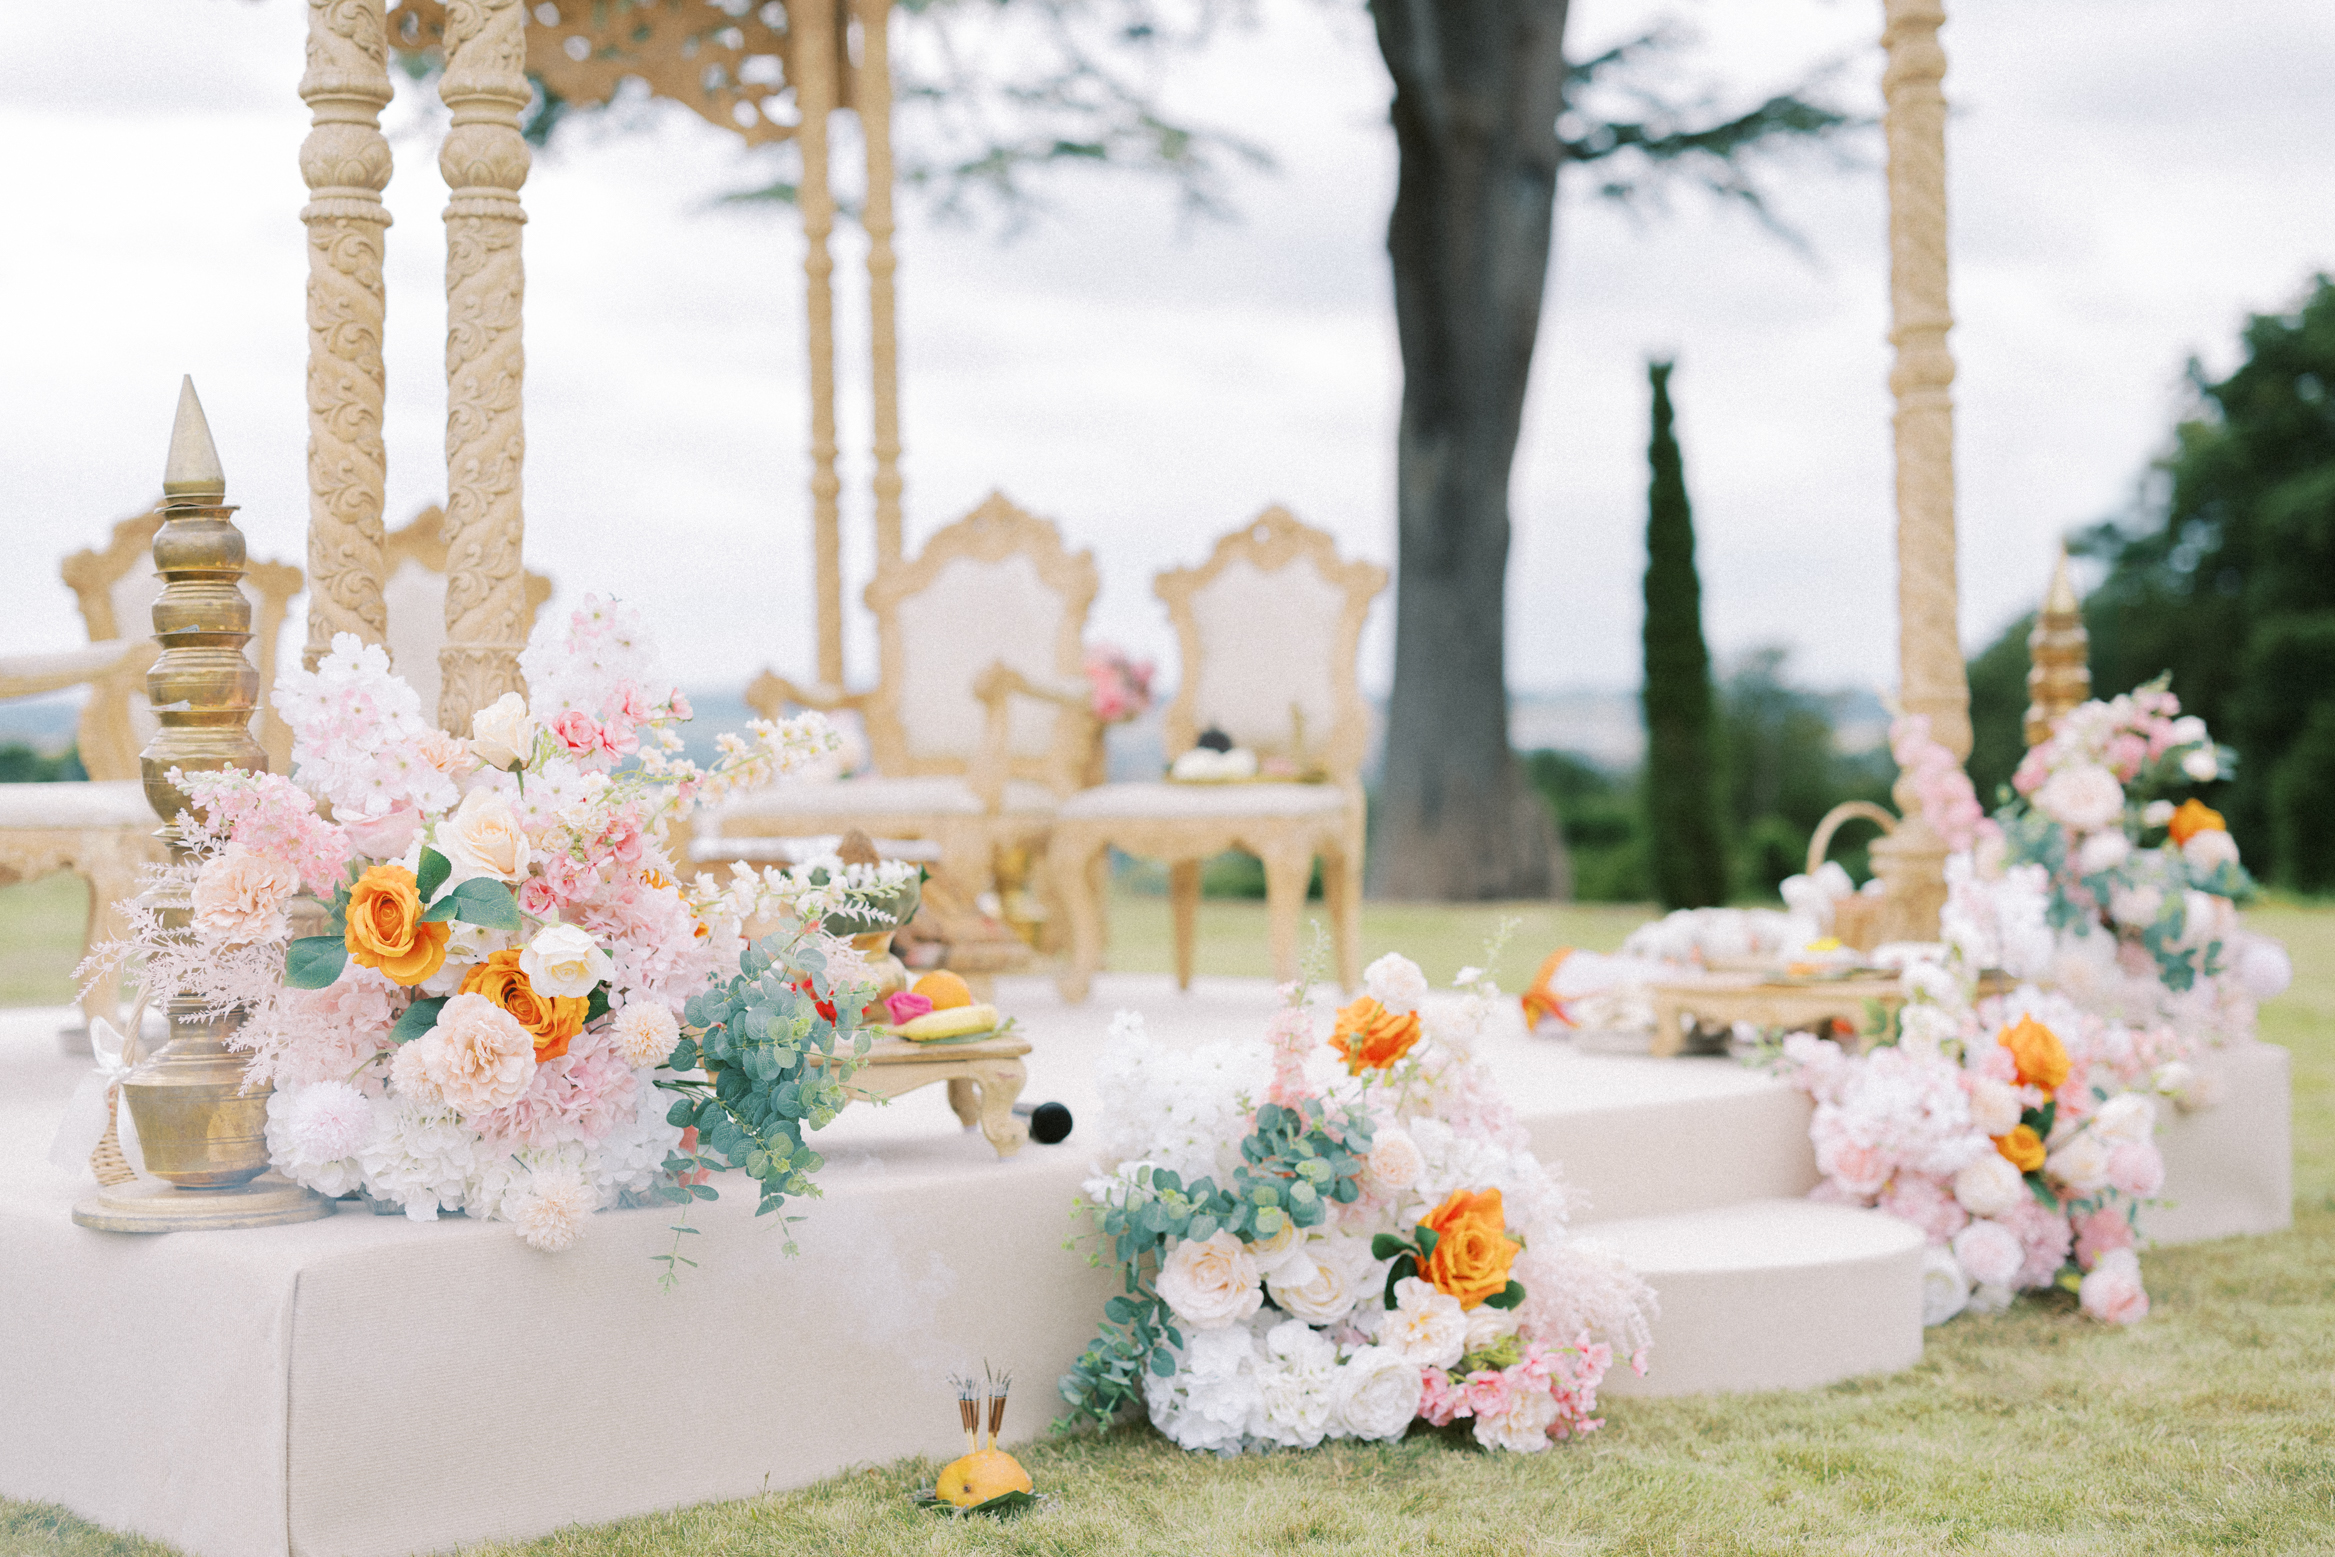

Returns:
1058,1096,1374,1426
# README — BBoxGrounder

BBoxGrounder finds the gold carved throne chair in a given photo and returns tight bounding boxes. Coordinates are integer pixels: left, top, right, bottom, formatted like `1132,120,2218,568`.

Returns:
1043,506,1385,1002
705,491,1100,896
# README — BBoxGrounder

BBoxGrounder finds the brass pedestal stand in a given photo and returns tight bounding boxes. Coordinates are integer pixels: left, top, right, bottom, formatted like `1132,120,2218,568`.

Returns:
73,379,331,1234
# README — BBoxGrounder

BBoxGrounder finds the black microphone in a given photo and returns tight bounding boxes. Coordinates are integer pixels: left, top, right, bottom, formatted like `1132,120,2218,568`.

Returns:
1012,1101,1073,1145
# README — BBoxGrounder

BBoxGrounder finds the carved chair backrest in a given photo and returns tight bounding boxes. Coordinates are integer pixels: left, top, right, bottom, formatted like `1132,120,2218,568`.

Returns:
61,508,304,782
378,505,555,725
864,491,1099,785
1155,507,1386,791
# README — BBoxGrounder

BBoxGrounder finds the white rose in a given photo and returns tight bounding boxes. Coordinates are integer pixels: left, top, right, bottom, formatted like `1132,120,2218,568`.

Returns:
2109,884,2164,929
419,919,513,996
2169,716,2207,746
2044,1130,2112,1195
1332,1345,1423,1441
2179,890,2235,948
520,922,614,999
1364,952,1430,1015
1953,1153,2027,1219
438,787,531,884
2075,830,2132,876
1269,1237,1369,1326
2235,936,2292,1001
1951,1218,2024,1289
1367,1130,1424,1192
1464,1303,1519,1352
1966,1076,2024,1139
2180,748,2220,783
1378,1276,1466,1369
2183,828,2239,874
1245,1220,1314,1285
2090,1092,2156,1147
470,692,538,771
1921,1244,1971,1327
1155,1230,1263,1331
2034,763,2125,834
2141,799,2176,828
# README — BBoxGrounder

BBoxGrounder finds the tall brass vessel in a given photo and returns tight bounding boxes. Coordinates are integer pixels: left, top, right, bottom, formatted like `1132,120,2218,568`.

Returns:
73,380,334,1232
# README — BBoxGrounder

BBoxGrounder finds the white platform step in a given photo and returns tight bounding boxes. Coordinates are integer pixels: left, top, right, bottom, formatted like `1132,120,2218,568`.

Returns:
1588,1198,1927,1397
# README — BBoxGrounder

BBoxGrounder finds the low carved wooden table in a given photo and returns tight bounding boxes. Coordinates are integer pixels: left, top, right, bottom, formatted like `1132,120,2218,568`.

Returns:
825,1033,1032,1158
1645,973,1910,1057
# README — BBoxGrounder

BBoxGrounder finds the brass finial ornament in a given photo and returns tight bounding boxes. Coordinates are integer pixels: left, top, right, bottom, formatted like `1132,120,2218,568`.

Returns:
2024,544,2091,747
74,380,334,1232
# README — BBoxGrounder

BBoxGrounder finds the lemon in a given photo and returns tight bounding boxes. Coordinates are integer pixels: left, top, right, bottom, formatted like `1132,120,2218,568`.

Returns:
913,970,975,1011
935,1447,1031,1507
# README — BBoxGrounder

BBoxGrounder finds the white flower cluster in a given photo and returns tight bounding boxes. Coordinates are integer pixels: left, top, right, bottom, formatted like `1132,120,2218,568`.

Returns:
273,634,460,822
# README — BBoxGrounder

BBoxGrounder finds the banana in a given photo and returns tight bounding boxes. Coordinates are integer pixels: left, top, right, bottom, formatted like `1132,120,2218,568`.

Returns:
895,1003,1000,1042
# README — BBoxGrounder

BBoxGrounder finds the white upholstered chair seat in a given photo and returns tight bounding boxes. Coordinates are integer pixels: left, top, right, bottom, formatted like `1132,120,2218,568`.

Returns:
0,782,155,831
1054,781,1345,822
708,777,1059,830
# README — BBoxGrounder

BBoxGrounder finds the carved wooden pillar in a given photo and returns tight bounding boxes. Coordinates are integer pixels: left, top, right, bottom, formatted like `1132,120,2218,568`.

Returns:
298,0,394,669
1882,0,1968,761
795,0,845,687
436,0,531,731
1871,0,1965,942
856,0,904,572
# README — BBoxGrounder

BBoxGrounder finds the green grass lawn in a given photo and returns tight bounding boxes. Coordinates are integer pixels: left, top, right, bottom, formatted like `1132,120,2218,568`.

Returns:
7,898,2331,1556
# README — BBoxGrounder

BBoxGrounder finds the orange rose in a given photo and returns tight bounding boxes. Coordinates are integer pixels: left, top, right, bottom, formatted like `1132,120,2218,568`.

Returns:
1419,1187,1522,1310
1997,1015,2071,1093
1330,996,1422,1074
461,948,588,1062
1520,949,1573,1030
2167,798,2226,847
1995,1124,2046,1174
345,864,450,987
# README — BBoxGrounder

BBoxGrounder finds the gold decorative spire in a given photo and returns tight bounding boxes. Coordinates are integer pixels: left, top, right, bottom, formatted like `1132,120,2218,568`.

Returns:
2024,544,2091,746
161,375,227,505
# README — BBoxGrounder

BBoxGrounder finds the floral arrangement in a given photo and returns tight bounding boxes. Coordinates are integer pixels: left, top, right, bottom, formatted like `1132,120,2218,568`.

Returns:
1061,953,1656,1454
1778,987,2180,1327
1082,643,1156,725
84,597,915,1252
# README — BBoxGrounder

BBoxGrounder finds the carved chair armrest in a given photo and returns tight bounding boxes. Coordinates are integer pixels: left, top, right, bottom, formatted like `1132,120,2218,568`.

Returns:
0,639,154,703
743,668,874,722
970,662,1099,808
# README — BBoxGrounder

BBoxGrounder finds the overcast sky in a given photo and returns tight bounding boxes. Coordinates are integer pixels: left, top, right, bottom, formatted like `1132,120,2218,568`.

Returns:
5,0,2332,706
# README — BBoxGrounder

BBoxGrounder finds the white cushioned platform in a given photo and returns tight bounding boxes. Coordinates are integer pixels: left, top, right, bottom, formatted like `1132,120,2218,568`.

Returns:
1054,780,1348,821
0,780,154,830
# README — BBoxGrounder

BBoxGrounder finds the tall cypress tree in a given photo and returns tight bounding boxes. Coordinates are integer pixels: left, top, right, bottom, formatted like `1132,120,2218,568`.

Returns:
1640,359,1731,909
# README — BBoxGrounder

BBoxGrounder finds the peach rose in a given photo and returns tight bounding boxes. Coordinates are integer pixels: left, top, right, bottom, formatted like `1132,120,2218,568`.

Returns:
1994,1124,2047,1174
2166,797,2225,847
1419,1187,1522,1310
1154,1229,1263,1331
461,948,587,1061
438,787,531,884
345,864,450,987
191,845,300,945
1997,1015,2071,1093
390,991,535,1115
415,727,473,779
1330,997,1422,1075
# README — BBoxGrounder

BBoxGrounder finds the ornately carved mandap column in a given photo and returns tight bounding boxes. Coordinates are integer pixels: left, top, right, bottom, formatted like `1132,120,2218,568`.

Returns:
1870,0,1969,941
857,0,906,575
436,0,532,732
297,0,395,668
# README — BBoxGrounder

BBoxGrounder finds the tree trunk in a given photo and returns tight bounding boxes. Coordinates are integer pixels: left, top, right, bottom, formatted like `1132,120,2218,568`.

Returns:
1366,0,1573,902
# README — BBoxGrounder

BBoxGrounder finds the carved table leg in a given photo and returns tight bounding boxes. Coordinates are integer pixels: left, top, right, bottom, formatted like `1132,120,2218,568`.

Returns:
945,1076,980,1129
1261,845,1312,987
968,1058,1028,1158
1168,858,1200,991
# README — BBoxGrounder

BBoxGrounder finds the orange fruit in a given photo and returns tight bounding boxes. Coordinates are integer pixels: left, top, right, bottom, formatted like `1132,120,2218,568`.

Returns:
936,1448,1031,1507
913,970,974,1011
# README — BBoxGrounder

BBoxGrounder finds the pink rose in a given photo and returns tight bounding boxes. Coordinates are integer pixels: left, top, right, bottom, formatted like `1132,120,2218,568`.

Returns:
2106,1140,2164,1198
342,803,422,859
884,990,934,1025
1459,1367,1514,1421
1951,1219,2024,1289
669,690,694,722
1416,1368,1466,1426
2078,1248,2149,1325
2073,1206,2136,1270
551,710,602,756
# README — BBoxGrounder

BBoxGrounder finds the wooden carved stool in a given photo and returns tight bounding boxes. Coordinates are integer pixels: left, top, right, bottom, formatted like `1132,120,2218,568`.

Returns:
823,1033,1032,1158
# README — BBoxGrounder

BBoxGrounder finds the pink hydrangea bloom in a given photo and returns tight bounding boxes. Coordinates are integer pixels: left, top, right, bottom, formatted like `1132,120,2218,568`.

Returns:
2073,1206,2137,1270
